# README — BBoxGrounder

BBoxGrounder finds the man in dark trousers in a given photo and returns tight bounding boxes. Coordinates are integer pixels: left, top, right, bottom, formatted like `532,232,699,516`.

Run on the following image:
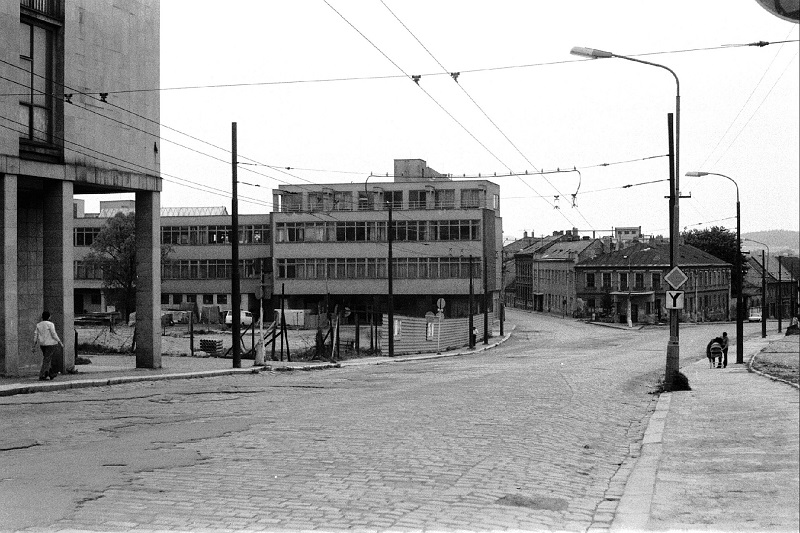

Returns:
32,311,65,381
720,331,729,368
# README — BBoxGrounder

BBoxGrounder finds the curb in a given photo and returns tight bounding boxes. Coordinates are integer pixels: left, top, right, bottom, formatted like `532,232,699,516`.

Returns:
0,367,261,397
747,347,800,390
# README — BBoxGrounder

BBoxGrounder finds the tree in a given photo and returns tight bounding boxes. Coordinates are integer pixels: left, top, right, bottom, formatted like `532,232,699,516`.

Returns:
682,226,748,294
84,212,171,320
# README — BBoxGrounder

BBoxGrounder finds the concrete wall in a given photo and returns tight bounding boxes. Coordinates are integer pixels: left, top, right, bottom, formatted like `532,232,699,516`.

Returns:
64,0,160,177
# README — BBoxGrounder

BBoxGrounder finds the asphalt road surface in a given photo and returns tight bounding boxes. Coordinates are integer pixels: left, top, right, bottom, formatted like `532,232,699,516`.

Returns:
0,310,756,531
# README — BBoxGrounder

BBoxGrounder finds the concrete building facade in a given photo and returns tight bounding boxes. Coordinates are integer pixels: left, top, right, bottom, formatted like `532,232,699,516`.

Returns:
1,0,161,376
73,201,272,320
271,159,502,332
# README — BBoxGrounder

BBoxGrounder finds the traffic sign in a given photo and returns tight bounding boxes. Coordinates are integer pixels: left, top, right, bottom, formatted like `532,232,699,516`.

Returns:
437,298,446,309
665,267,688,289
665,290,685,309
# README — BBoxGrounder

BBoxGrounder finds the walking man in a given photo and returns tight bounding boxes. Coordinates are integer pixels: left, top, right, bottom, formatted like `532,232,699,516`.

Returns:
33,311,64,381
720,331,729,368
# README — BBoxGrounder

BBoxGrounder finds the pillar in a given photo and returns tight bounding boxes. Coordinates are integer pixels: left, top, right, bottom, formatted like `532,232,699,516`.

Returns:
0,175,19,376
135,191,161,368
42,180,74,372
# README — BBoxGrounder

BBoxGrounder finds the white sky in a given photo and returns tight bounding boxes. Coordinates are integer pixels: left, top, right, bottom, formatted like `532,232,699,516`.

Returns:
96,1,800,239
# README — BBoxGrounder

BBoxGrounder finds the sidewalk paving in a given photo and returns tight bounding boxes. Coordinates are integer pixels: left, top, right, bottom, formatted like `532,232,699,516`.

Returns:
611,332,800,532
0,326,512,397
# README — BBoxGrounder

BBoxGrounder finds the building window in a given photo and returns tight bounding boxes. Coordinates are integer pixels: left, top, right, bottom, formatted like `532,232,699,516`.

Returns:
217,294,228,305
203,294,214,305
308,193,324,212
461,189,481,208
493,194,500,210
435,189,455,209
384,190,402,210
74,227,100,246
635,273,644,289
409,190,427,209
333,191,353,211
586,272,595,288
161,294,170,305
602,272,611,288
652,273,661,290
19,19,54,146
172,294,182,305
620,272,628,290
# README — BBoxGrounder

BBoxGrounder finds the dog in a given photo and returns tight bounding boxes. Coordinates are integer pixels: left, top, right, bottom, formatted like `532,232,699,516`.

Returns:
707,337,724,368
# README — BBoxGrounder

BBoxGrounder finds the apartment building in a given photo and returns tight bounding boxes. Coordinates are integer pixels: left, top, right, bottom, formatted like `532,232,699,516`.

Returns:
271,159,502,323
1,0,161,376
73,201,271,317
575,242,732,324
526,236,603,317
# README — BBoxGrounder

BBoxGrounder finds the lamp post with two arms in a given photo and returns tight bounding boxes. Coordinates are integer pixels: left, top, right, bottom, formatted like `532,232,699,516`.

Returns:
570,46,682,389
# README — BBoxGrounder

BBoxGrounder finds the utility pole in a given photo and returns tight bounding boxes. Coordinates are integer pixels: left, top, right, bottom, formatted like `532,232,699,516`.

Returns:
469,254,475,348
762,250,767,338
387,198,394,357
483,248,489,345
778,256,783,332
231,122,241,368
665,112,680,390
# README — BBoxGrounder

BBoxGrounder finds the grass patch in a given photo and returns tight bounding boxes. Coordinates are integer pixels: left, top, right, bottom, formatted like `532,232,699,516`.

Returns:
751,359,799,385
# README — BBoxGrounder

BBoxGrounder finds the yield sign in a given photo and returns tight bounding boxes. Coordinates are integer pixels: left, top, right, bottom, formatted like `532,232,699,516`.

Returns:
665,267,688,289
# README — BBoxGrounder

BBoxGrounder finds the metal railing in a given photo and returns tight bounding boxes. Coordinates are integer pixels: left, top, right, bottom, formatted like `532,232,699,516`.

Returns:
21,0,62,18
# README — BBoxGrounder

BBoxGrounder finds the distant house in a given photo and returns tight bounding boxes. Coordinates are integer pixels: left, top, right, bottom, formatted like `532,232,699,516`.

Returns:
513,233,569,310
575,243,732,324
502,232,549,307
527,237,604,317
744,255,798,320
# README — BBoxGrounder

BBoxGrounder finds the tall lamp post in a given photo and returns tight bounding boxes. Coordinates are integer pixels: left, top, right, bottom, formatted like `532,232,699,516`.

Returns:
686,171,743,364
571,46,681,390
744,238,770,339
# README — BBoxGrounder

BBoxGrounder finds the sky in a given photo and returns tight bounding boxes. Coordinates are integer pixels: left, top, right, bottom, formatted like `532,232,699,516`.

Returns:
84,0,800,241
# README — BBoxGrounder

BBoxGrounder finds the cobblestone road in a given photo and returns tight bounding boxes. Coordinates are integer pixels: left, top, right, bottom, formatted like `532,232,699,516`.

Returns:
1,311,731,532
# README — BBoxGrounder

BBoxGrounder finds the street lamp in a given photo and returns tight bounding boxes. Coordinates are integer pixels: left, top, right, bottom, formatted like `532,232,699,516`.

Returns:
744,238,769,339
571,46,682,389
686,171,743,364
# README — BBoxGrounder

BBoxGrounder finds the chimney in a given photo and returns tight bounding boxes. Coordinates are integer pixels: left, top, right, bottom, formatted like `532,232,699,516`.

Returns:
523,231,528,239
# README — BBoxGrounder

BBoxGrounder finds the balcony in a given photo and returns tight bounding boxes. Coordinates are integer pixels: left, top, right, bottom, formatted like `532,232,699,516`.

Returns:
21,0,62,18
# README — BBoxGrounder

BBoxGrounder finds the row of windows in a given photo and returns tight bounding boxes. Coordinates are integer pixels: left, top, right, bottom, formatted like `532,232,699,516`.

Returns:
161,293,228,305
161,225,270,245
75,259,268,280
280,189,500,212
277,257,482,280
275,219,481,243
162,259,268,280
583,269,726,290
585,272,661,290
74,225,271,247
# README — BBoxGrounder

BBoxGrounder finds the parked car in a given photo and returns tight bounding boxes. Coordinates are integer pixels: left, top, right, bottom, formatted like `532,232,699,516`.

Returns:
748,310,762,322
224,310,253,327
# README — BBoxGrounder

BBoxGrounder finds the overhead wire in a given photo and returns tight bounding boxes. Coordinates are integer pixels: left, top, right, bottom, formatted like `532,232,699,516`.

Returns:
378,0,596,229
0,115,273,209
323,0,579,228
1,40,793,97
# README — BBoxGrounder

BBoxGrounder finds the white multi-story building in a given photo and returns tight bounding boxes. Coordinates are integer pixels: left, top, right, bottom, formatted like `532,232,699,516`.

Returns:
271,159,503,324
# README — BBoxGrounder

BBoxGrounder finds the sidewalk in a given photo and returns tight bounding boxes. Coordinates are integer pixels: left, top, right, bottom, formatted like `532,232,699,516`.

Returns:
611,332,800,532
0,326,512,397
